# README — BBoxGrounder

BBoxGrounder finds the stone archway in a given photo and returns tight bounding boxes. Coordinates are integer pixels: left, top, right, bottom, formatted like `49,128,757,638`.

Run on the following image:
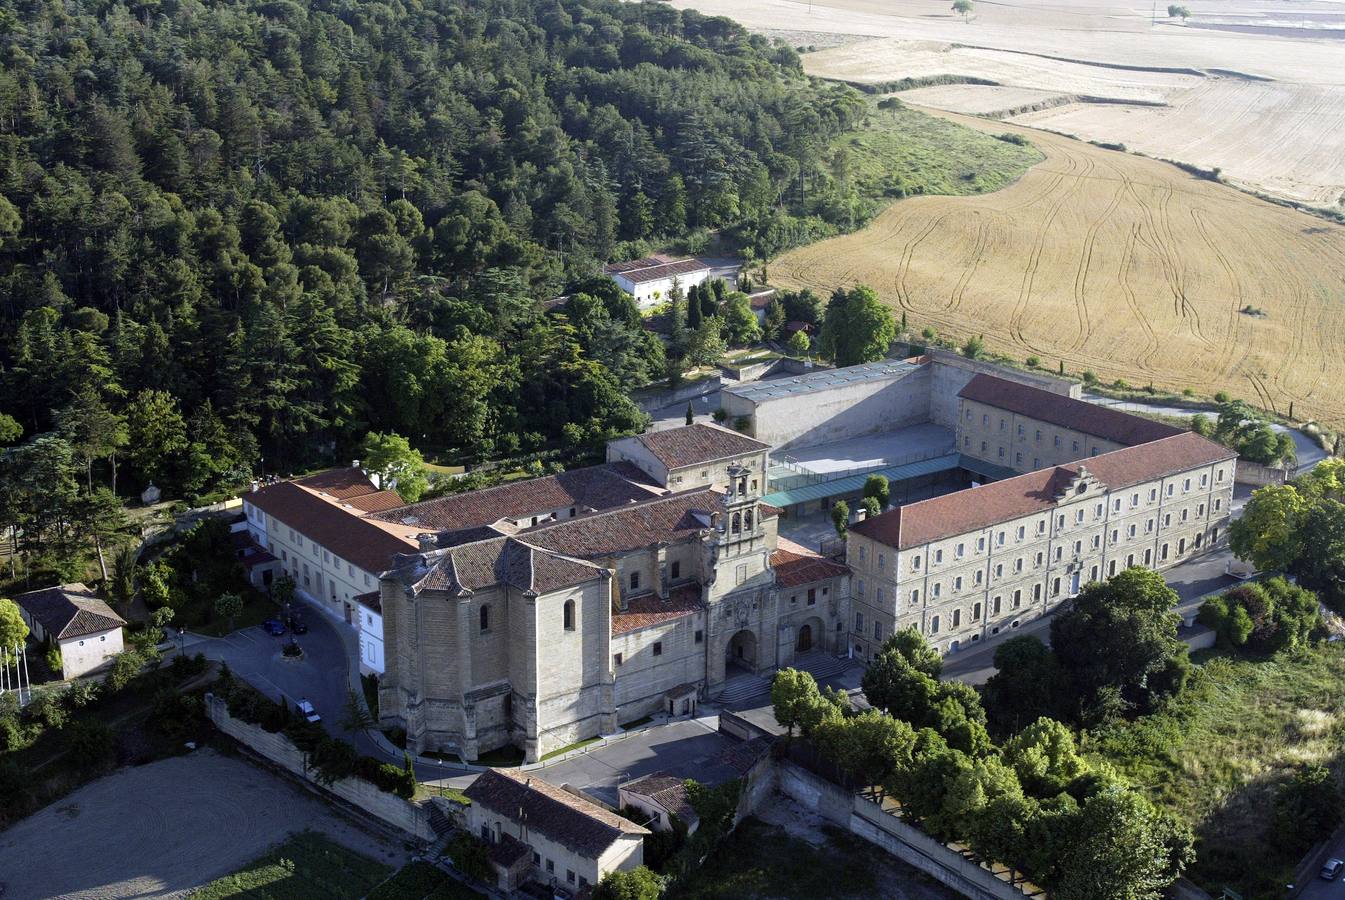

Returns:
795,616,825,653
726,629,758,672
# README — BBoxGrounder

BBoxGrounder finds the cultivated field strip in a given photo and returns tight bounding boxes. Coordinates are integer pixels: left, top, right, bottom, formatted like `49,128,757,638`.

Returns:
773,112,1345,426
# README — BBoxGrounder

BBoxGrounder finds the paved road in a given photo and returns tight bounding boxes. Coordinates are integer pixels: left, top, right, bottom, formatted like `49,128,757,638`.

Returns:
0,750,407,900
528,716,736,806
1299,848,1345,899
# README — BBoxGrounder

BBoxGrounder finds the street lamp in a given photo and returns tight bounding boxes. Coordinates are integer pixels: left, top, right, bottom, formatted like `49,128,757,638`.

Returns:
177,626,185,658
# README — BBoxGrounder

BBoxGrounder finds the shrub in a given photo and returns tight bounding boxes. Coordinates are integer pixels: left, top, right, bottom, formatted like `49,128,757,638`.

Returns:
44,646,63,676
733,416,751,433
25,690,68,730
67,719,117,765
594,866,664,900
1081,369,1098,385
310,736,360,785
1273,764,1341,852
106,650,144,692
1214,390,1230,403
712,408,727,423
1026,355,1040,368
63,679,100,709
447,832,493,883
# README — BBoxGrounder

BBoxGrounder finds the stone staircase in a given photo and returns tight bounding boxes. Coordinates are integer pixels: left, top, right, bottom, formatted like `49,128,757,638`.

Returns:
711,672,771,706
794,651,856,683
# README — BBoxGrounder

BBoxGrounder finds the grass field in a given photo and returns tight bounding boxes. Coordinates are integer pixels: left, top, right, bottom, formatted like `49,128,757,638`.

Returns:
772,113,1345,427
191,831,392,899
367,861,485,900
670,816,950,899
840,101,1043,201
1087,644,1345,897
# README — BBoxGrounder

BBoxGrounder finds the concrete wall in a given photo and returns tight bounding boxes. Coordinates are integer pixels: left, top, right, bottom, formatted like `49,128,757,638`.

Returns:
927,350,1079,429
205,694,434,841
726,365,931,450
776,761,1028,900
631,376,726,414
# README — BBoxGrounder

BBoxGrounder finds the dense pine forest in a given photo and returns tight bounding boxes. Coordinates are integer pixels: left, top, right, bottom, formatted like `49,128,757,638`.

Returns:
0,0,868,512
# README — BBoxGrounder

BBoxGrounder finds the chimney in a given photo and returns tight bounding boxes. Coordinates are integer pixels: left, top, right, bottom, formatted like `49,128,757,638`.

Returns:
710,511,721,530
352,459,360,470
250,480,259,493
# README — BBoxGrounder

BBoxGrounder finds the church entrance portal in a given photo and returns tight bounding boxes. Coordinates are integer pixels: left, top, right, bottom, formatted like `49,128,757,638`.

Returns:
726,629,757,673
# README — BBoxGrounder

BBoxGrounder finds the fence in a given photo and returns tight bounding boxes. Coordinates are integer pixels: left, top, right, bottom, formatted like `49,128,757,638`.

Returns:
205,693,435,841
774,759,1037,900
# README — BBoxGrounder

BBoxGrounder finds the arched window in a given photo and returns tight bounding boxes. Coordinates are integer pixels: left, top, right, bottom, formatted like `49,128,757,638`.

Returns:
563,599,575,631
731,512,741,533
480,605,489,632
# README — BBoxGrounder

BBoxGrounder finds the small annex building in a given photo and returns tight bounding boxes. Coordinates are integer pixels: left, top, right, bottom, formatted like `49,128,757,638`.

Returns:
464,768,648,894
603,256,712,308
14,583,125,679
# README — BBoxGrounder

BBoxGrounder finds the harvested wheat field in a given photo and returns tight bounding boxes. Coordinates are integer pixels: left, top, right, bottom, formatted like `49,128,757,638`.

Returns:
772,113,1345,427
672,0,1345,207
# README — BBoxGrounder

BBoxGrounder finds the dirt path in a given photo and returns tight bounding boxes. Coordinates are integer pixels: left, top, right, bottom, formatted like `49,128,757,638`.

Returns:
0,750,408,900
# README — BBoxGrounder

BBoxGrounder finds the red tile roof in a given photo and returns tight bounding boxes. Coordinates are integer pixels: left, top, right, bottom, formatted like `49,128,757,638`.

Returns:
246,480,419,574
293,467,383,500
622,773,696,823
630,424,769,471
771,537,849,588
417,536,609,595
15,583,126,640
852,432,1235,550
613,583,702,635
373,463,661,532
958,374,1183,447
605,257,708,284
522,489,721,559
464,769,647,859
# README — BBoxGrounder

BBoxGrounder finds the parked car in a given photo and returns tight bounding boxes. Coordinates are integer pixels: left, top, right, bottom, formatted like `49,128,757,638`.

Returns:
285,614,308,634
1321,857,1344,880
261,619,286,636
296,699,321,723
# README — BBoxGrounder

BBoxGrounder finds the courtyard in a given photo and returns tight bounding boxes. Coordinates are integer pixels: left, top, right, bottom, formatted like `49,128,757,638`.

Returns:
0,750,407,899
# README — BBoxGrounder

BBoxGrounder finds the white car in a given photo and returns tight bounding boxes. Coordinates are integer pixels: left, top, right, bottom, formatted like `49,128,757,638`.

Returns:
297,699,321,723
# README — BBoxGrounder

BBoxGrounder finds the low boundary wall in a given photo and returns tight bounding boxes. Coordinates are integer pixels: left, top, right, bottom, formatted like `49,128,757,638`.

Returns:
1235,459,1288,486
773,760,1029,900
206,694,434,841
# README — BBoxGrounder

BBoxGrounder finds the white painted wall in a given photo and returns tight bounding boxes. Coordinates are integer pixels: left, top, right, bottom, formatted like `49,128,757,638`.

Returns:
59,627,122,679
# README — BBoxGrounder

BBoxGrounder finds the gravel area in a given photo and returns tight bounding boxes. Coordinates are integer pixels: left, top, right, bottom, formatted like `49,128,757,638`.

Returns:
0,750,408,900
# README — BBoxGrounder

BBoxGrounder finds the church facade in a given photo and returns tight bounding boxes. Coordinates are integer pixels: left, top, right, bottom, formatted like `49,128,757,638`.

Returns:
377,452,850,763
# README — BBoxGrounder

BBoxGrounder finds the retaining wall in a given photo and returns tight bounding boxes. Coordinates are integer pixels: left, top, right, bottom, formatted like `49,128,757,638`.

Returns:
206,694,434,841
775,760,1028,900
1235,459,1288,486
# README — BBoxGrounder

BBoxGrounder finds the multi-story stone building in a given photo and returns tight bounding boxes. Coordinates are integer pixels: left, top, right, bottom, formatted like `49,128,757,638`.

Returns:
956,373,1184,473
847,430,1236,658
377,447,850,762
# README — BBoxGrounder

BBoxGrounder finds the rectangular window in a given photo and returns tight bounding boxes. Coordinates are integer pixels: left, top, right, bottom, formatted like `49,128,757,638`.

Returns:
652,641,663,656
956,543,965,558
976,537,984,552
993,596,1001,615
935,549,943,564
1017,423,1024,436
1033,584,1042,601
952,609,961,628
671,561,680,579
911,589,920,605
933,582,942,598
878,553,885,570
807,588,816,605
614,652,623,666
695,630,703,643
973,602,982,621
857,579,865,598
873,622,882,640
855,612,865,631
567,871,576,885
1072,440,1079,453
954,576,963,591
999,447,1005,459
858,546,866,562
1052,577,1061,596
1013,589,1021,608
630,571,640,590
930,616,940,634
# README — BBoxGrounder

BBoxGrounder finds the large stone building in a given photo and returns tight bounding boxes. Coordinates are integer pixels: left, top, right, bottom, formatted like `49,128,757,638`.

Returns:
377,428,850,762
848,410,1236,660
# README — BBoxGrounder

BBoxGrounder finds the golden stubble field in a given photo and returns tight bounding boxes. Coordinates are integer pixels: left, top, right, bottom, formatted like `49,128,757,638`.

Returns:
771,113,1345,426
672,0,1345,207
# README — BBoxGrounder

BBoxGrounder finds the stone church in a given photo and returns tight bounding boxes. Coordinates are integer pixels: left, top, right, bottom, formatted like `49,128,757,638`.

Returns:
376,426,850,762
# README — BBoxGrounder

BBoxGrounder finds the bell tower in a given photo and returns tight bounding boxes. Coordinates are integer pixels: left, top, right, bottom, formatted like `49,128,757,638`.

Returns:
718,462,763,552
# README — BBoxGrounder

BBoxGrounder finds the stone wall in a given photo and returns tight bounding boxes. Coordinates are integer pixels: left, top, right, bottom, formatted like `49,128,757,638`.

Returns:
927,350,1079,429
1235,459,1288,486
775,760,1028,900
206,694,434,842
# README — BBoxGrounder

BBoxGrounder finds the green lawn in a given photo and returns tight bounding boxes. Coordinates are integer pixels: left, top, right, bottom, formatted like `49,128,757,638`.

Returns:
839,100,1043,204
191,831,392,899
670,818,902,899
191,591,279,637
367,861,485,900
540,735,602,761
1087,643,1345,897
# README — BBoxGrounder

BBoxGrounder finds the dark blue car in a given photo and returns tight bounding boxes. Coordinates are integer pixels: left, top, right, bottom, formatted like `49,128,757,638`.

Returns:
261,618,286,636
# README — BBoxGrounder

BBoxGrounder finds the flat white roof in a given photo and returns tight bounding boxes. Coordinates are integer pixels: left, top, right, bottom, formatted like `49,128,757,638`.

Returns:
722,360,921,404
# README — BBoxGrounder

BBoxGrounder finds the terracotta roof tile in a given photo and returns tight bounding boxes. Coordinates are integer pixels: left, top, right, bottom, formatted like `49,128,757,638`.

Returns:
246,481,419,574
293,467,383,500
613,583,702,635
464,769,647,859
622,773,696,824
416,537,608,596
852,432,1235,550
14,584,126,640
959,374,1183,446
521,489,720,559
771,537,849,588
605,257,708,284
631,424,769,471
373,463,661,532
